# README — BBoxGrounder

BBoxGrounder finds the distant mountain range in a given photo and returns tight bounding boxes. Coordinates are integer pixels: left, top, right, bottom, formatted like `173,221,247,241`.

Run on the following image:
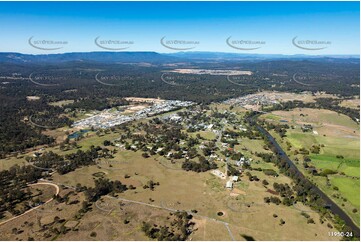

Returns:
0,51,358,64
0,52,176,64
166,51,360,60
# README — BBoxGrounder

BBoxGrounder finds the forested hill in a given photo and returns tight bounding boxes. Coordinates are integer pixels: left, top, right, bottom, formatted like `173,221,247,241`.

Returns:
0,52,179,64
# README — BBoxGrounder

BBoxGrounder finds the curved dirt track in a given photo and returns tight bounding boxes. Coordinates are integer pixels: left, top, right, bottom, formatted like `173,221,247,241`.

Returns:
0,182,60,227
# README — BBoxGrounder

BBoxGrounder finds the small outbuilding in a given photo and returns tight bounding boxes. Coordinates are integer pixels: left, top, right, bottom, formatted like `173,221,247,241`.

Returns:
226,181,233,189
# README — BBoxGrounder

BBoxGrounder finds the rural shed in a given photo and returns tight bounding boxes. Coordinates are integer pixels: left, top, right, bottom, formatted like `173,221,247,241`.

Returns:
226,181,233,189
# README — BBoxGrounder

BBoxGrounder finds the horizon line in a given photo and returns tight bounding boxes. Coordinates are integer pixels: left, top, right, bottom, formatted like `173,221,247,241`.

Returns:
1,51,359,57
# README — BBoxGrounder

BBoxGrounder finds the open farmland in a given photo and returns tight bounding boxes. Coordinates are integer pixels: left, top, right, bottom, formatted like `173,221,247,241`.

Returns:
339,98,360,110
260,108,360,226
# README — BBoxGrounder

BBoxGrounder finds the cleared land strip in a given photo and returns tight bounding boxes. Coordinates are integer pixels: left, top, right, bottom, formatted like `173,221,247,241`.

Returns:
0,182,60,227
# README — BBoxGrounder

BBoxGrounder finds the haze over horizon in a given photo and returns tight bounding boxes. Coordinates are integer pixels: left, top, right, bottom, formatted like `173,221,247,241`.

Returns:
0,1,359,55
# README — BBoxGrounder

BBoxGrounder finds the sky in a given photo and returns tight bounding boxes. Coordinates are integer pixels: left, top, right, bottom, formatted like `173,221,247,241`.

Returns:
0,1,359,55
